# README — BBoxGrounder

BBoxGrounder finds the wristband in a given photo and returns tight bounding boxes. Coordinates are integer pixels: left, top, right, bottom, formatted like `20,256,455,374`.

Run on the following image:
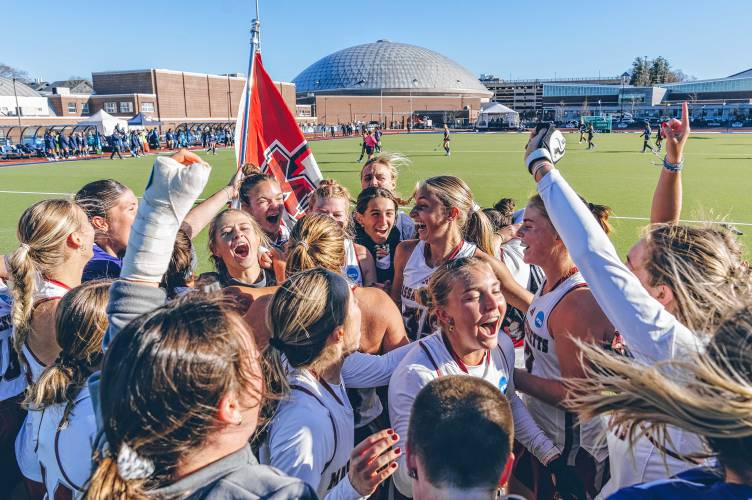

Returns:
531,160,552,180
663,156,683,172
526,148,552,173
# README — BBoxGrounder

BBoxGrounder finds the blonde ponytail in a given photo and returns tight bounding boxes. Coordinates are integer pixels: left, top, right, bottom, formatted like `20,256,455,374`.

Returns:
7,199,83,359
84,453,148,500
24,280,110,426
285,213,346,276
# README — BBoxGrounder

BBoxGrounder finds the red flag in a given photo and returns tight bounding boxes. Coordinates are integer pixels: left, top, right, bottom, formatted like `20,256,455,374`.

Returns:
235,51,322,221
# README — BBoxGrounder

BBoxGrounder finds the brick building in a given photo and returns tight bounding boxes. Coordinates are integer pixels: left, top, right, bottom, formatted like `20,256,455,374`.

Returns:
1,69,297,142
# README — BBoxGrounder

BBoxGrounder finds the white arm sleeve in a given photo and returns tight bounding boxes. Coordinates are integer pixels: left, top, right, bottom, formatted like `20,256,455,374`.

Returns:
388,363,436,498
341,343,414,389
498,335,561,465
536,169,698,362
268,402,334,494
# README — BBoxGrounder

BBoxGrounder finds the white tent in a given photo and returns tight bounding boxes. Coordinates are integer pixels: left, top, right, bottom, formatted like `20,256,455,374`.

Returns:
77,110,128,136
475,102,520,129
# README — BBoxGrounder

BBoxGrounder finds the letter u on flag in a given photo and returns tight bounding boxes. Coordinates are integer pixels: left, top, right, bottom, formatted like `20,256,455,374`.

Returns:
235,51,322,222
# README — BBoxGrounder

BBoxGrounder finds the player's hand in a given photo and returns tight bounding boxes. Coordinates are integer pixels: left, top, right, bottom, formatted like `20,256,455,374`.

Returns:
546,454,587,500
226,167,244,199
258,249,273,270
171,148,205,166
663,101,690,165
348,428,401,496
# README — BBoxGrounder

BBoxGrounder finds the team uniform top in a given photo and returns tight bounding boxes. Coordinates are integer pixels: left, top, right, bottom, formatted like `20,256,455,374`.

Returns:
395,212,415,240
262,345,411,500
12,279,72,485
400,240,476,340
0,281,24,401
1,279,70,402
36,385,96,499
523,271,608,464
608,465,752,500
342,239,363,286
536,169,705,494
388,330,561,497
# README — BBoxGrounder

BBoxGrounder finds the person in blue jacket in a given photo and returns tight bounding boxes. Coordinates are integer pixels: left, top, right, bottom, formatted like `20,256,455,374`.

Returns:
58,131,69,158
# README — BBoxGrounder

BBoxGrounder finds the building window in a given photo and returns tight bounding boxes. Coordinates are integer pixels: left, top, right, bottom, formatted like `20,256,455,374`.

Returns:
82,102,90,115
119,102,133,113
104,102,117,113
67,102,77,113
141,102,155,113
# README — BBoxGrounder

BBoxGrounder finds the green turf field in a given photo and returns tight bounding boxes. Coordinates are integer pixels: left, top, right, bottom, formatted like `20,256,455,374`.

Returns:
1,131,750,272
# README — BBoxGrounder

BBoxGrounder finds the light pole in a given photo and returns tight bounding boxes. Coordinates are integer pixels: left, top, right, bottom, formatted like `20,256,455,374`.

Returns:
409,78,418,131
12,78,22,128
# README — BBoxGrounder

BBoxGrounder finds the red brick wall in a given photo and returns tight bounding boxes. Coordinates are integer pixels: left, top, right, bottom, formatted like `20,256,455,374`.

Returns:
314,95,482,124
92,71,154,95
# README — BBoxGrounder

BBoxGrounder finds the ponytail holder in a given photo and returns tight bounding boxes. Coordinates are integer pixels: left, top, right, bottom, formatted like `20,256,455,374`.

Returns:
116,442,155,481
298,240,309,251
19,243,30,252
269,337,286,351
471,202,481,214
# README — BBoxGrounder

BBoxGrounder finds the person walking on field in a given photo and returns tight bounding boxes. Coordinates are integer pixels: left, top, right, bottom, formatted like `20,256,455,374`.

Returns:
586,122,596,150
357,129,368,162
655,120,665,151
640,121,655,153
443,124,451,156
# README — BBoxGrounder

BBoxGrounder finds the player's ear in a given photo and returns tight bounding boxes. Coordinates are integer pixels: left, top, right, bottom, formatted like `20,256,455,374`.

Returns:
329,326,345,345
216,392,243,426
654,284,675,309
90,215,108,233
446,206,460,221
354,212,364,226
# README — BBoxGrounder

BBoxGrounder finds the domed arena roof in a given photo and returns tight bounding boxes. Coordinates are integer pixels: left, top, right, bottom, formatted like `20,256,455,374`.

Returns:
293,40,491,96
0,77,41,97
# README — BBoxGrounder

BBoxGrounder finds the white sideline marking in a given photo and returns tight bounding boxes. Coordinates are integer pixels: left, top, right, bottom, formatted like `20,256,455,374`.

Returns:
0,190,748,227
611,216,752,227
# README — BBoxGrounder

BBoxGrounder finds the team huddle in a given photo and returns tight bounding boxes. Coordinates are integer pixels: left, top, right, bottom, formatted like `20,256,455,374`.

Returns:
1,101,752,500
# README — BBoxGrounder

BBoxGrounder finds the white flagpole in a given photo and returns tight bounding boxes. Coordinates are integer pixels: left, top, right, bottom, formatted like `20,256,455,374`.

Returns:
232,1,261,208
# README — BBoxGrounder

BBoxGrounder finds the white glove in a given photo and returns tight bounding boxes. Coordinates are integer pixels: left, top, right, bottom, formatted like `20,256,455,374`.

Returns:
525,123,566,173
121,156,211,282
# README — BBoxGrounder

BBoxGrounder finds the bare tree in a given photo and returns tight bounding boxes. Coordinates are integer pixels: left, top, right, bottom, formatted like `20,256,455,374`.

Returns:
0,63,30,81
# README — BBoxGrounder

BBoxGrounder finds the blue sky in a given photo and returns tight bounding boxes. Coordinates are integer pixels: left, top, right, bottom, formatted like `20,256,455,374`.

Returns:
4,0,750,83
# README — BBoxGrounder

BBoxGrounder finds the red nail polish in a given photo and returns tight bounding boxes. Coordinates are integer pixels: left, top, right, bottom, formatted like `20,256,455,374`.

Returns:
392,434,398,441
391,463,397,469
395,447,401,454
386,429,393,435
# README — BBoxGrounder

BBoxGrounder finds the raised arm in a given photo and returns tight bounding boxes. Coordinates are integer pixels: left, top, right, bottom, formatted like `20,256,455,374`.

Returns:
181,167,242,239
650,102,690,224
104,149,211,347
524,128,696,362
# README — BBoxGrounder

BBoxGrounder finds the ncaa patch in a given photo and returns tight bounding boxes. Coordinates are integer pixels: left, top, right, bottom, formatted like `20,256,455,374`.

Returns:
345,265,360,282
534,310,545,328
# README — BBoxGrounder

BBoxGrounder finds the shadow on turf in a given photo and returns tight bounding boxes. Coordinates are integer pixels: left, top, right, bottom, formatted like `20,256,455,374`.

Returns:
707,157,752,160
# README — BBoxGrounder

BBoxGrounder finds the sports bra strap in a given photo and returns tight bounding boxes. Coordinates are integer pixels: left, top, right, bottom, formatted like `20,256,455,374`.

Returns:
290,384,338,472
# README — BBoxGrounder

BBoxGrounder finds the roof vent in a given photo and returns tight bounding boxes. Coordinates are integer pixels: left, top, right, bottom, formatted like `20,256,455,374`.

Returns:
376,39,390,43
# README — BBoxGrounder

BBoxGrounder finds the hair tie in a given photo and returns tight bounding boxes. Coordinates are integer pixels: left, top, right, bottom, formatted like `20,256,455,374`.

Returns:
299,240,310,251
19,243,30,252
268,336,286,351
116,442,155,481
471,202,481,214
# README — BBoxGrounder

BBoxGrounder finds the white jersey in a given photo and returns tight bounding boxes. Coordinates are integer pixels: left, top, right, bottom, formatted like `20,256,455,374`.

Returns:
388,331,560,497
262,369,362,500
342,239,363,286
400,240,476,340
501,238,531,289
37,385,96,499
395,211,415,240
523,271,607,463
0,281,25,401
13,279,71,484
538,169,706,495
1,278,70,401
